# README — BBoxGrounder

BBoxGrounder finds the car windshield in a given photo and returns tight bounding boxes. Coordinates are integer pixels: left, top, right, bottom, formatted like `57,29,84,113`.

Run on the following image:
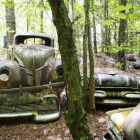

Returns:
24,38,45,44
15,35,52,47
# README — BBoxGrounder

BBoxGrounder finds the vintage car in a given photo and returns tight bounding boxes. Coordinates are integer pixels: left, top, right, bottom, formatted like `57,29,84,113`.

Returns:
0,32,65,122
102,103,140,140
94,73,140,106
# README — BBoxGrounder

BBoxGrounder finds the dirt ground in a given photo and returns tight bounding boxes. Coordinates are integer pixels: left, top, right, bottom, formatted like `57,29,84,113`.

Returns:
0,109,109,140
0,53,140,140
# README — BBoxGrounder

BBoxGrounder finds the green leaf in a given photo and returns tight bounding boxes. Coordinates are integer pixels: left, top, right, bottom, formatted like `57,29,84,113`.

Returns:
109,4,132,15
125,4,132,10
1,1,9,6
128,13,137,21
128,13,140,21
109,5,125,15
117,13,127,19
135,6,140,11
103,20,112,26
135,13,140,17
1,1,7,5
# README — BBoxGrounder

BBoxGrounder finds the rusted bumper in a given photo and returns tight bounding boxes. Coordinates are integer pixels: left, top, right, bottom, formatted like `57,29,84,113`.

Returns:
0,81,65,94
0,106,60,122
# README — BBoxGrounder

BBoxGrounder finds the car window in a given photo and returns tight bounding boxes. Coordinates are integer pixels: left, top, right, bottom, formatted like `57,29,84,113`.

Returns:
15,36,52,47
24,38,45,44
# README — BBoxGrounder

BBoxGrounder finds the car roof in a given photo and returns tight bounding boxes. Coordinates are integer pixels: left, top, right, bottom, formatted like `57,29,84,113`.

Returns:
14,32,54,40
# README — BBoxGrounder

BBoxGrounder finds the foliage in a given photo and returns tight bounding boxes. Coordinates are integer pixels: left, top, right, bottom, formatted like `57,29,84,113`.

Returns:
0,0,140,64
116,62,123,69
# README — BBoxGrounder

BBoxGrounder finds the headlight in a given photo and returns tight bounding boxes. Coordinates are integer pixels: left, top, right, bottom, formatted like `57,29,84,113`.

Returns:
0,74,9,81
56,65,63,76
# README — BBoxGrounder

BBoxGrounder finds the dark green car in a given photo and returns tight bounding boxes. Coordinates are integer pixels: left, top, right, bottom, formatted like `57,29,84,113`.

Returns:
0,32,64,122
94,73,140,105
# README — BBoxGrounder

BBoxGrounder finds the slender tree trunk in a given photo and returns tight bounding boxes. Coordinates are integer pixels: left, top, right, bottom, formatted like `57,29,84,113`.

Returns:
101,25,105,53
104,0,111,55
5,0,16,46
108,26,111,55
47,1,91,139
118,0,127,70
93,11,97,53
40,10,43,33
88,2,96,113
27,13,29,32
104,0,108,53
114,10,117,48
83,0,88,111
101,0,105,52
40,6,43,44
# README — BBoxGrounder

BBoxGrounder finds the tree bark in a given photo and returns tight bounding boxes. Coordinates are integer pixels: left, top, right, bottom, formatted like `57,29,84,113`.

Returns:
93,11,97,53
101,0,105,52
88,2,96,113
104,0,108,52
104,0,111,56
5,0,16,46
118,0,127,70
83,0,88,111
40,10,43,33
47,0,91,139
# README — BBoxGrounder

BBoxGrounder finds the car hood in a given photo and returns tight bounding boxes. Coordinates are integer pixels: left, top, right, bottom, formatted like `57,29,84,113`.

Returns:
14,44,55,70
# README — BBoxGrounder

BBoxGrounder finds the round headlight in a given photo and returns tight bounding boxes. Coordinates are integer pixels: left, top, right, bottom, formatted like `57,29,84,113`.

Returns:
0,74,9,81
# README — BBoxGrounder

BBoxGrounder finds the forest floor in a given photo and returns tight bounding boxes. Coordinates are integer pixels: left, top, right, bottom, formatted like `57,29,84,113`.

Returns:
0,53,140,140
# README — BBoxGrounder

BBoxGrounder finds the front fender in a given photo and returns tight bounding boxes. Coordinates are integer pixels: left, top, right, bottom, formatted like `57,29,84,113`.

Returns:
0,60,22,88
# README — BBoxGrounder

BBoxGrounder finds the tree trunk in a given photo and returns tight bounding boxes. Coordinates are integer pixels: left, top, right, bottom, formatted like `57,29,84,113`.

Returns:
83,0,89,111
118,0,127,70
101,0,105,53
5,0,16,46
93,11,97,53
104,0,108,52
27,13,29,32
88,2,96,113
47,0,92,139
40,10,43,33
101,24,105,53
104,0,111,55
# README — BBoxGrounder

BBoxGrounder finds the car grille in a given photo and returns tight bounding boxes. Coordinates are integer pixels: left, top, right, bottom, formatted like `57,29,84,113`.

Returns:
0,104,58,113
20,67,28,86
40,66,49,85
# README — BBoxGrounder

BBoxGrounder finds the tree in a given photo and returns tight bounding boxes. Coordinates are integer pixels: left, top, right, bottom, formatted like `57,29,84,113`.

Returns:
40,0,43,33
83,0,88,111
47,0,92,139
87,0,96,113
92,10,97,53
5,0,16,46
118,0,127,70
40,9,43,33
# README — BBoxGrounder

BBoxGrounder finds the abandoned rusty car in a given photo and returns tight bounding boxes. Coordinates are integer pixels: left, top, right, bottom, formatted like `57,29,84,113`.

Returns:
0,32,64,122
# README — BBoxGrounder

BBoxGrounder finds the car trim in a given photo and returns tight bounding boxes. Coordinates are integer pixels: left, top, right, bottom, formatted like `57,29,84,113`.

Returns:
0,106,60,122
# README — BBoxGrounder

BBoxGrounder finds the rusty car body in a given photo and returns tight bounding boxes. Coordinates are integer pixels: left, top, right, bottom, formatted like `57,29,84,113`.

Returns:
0,32,65,122
94,73,140,106
102,103,140,140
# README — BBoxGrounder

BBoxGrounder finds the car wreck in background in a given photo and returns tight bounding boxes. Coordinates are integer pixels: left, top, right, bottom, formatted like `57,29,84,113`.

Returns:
102,103,140,140
0,32,65,122
94,73,140,105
